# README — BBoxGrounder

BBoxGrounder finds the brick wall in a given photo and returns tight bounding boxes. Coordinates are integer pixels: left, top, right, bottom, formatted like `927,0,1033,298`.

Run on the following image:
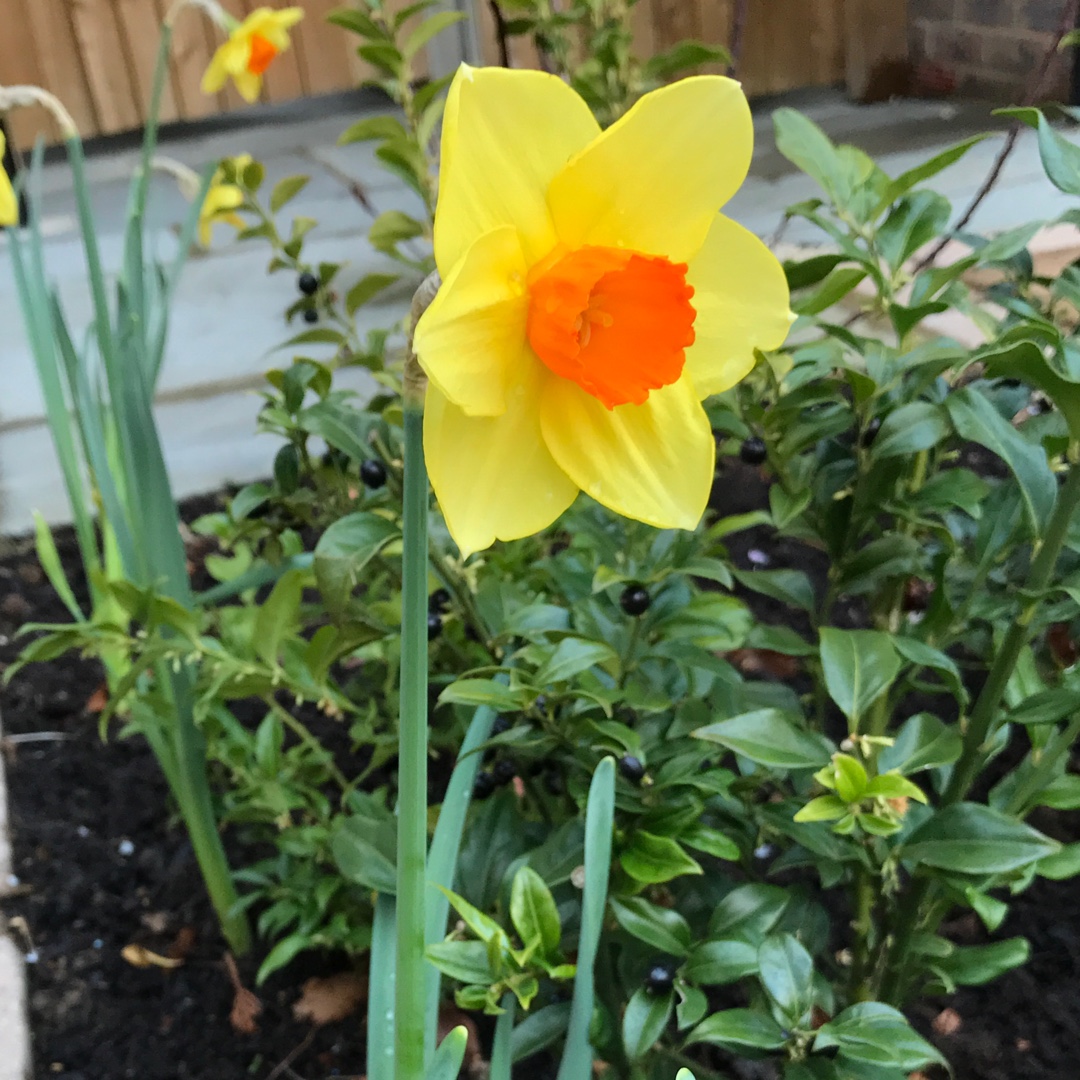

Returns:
910,0,1073,99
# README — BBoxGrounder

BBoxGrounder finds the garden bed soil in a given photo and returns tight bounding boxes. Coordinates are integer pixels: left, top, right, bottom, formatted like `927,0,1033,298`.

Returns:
2,476,1080,1079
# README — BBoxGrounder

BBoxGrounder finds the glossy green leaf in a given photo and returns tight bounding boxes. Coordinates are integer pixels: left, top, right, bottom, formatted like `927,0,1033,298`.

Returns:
620,831,702,884
877,712,963,774
622,986,673,1061
510,866,561,957
813,1002,947,1070
683,938,759,986
758,933,815,1025
819,628,901,729
946,386,1057,533
610,896,692,956
693,708,831,770
314,512,400,620
687,1009,787,1052
901,803,1059,874
870,401,952,459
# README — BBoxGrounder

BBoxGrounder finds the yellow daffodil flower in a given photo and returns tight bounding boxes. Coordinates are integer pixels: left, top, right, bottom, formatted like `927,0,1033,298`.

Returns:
0,130,17,227
198,155,250,247
202,6,304,104
414,65,793,557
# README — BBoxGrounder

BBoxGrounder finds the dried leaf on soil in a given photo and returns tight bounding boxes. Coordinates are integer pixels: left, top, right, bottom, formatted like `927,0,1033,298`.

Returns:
292,971,368,1026
121,944,183,970
725,647,801,680
224,952,263,1034
932,1006,963,1036
84,683,108,714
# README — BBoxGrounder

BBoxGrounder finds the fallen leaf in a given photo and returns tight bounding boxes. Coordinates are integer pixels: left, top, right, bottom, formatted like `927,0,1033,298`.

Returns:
1048,622,1079,668
931,1007,962,1037
292,971,368,1026
224,952,263,1035
84,683,108,714
121,944,183,970
725,648,801,680
168,926,198,962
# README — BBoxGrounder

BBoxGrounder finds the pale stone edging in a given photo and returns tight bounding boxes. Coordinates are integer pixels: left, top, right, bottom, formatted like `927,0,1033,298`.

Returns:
0,709,31,1080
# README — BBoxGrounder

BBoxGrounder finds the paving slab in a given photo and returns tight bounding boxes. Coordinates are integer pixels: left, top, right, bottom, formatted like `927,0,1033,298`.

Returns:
0,708,31,1080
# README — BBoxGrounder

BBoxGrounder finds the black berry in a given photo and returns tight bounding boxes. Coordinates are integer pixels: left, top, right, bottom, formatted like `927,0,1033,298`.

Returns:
303,307,319,324
740,437,767,465
473,771,496,800
492,759,516,786
620,584,651,617
298,271,319,295
427,613,443,640
491,716,511,736
360,459,387,488
644,962,676,995
619,754,646,783
322,448,350,470
429,588,451,613
860,417,881,447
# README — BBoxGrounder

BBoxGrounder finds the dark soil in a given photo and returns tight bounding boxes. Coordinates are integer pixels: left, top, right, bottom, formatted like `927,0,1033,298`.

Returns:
2,472,1080,1079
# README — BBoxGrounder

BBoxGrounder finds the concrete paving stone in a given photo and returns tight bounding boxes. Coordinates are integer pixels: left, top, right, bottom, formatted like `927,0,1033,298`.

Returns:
0,366,379,532
0,709,30,1080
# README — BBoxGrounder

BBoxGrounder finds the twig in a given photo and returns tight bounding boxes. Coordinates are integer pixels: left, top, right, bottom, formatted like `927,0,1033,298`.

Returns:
727,0,749,78
914,0,1080,272
302,148,378,218
489,0,511,68
266,1029,317,1080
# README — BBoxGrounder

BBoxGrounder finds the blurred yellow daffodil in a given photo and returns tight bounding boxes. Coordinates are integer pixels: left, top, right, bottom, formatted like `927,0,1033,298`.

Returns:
0,130,17,227
202,6,303,103
415,65,793,557
198,155,250,247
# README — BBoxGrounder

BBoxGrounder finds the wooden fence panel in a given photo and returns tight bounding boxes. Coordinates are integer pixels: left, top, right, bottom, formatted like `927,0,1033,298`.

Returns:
1,0,907,149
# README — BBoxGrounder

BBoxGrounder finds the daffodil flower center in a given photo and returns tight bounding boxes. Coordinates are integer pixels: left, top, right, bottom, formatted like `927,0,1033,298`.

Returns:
247,33,279,76
526,244,696,409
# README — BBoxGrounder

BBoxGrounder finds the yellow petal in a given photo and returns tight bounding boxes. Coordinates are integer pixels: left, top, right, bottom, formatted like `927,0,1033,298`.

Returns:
414,226,529,417
540,374,714,531
198,216,214,248
434,64,600,276
0,133,16,228
548,76,753,264
201,47,231,94
233,70,263,103
248,6,304,47
425,361,579,558
203,184,244,216
684,214,793,398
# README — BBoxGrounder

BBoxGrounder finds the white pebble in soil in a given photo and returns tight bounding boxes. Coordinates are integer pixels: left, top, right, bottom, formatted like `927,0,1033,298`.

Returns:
117,839,135,857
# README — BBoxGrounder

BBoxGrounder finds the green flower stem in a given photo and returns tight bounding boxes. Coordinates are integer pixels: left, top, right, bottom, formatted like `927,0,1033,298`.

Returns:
395,396,430,1080
168,667,251,955
879,457,1080,1003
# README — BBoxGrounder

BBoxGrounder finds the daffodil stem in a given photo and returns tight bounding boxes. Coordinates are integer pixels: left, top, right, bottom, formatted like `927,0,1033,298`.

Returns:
395,399,429,1080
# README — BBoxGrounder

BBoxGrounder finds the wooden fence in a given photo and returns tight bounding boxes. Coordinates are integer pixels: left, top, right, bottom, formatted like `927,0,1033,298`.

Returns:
0,0,907,149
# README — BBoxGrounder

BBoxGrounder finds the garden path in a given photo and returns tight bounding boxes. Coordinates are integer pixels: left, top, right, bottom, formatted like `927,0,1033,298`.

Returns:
0,86,1075,537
